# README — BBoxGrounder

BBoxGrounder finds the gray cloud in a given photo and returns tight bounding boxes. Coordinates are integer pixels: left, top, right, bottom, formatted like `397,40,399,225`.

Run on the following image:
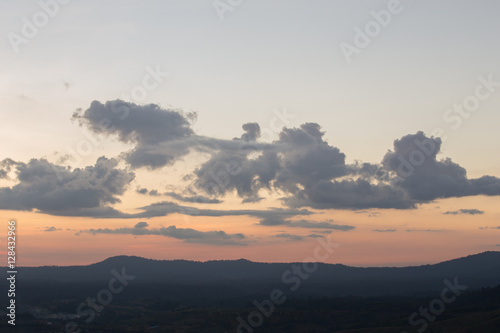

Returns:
405,229,445,232
163,191,222,204
306,234,324,238
65,102,500,213
240,122,261,142
82,223,246,246
273,233,304,241
0,157,134,215
44,226,62,232
134,221,149,228
373,229,397,232
383,132,500,202
443,209,484,215
257,217,355,231
73,100,195,169
0,158,18,179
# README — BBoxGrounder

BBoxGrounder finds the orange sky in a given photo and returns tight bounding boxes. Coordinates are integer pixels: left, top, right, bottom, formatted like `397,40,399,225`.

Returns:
2,195,498,267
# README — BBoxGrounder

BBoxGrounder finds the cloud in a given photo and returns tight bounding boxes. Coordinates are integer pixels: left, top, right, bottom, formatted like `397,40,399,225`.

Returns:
44,226,62,232
443,209,484,215
82,223,246,246
0,157,134,215
134,221,149,228
479,226,500,230
0,158,18,179
240,122,261,141
136,188,148,195
383,132,500,202
122,202,313,220
373,229,397,232
273,233,304,241
163,191,222,204
306,234,324,238
288,219,355,231
405,229,445,232
73,102,500,211
73,100,195,169
257,217,355,231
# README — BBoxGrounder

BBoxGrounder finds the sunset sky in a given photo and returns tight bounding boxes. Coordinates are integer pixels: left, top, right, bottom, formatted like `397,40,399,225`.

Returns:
1,0,499,267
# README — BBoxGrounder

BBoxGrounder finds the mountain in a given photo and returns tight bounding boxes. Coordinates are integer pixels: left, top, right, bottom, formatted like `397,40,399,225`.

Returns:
6,251,500,297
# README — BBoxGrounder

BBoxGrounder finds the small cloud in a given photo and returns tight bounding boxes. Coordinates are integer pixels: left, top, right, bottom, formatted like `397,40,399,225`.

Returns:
355,210,380,217
373,229,397,232
242,196,264,203
307,234,324,238
406,229,445,232
258,217,355,231
81,224,247,246
443,209,484,215
134,222,149,228
44,226,62,232
137,188,148,195
479,226,500,230
149,189,161,196
273,233,303,241
164,191,222,204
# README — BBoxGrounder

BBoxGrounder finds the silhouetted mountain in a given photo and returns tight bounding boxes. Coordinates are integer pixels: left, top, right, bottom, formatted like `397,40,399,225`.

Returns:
5,251,500,298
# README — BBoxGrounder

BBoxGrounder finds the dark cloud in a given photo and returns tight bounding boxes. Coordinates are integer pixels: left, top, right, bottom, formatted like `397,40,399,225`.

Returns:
44,226,62,232
373,229,397,232
73,100,195,169
383,131,500,202
273,233,304,241
194,123,348,202
73,100,194,145
241,196,264,203
134,221,149,228
163,192,222,204
257,217,355,231
122,202,313,220
405,229,445,232
306,234,324,238
136,188,148,195
240,122,261,141
288,219,355,230
0,158,18,179
443,209,484,215
83,223,246,246
0,157,134,215
69,102,500,212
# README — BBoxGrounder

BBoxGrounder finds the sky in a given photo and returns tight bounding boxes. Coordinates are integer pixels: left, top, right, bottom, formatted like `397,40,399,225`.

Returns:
0,0,499,267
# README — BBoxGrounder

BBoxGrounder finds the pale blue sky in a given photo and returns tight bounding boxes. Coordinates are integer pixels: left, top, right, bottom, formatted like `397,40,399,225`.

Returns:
1,0,499,174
